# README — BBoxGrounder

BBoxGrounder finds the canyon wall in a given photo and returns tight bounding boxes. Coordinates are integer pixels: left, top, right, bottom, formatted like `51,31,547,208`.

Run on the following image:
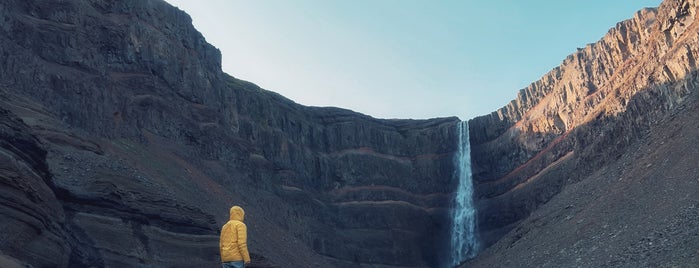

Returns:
1,0,697,267
0,0,458,267
469,0,699,246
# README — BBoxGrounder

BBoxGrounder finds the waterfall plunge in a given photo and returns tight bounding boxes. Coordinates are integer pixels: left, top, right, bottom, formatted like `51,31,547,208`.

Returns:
450,121,479,267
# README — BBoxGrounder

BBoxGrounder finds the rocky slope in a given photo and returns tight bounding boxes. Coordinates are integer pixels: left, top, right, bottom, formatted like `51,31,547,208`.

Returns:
465,87,699,267
0,0,458,267
468,0,699,250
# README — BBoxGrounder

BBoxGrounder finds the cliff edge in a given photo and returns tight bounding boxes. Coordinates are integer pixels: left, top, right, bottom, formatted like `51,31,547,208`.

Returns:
468,0,699,256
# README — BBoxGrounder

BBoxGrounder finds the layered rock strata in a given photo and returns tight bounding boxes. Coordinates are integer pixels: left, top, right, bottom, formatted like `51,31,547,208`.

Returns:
0,108,70,267
1,0,696,266
0,0,458,267
465,79,699,268
469,0,699,247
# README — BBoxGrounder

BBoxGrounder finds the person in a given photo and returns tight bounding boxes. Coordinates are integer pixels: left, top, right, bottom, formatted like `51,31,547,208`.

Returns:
220,206,251,268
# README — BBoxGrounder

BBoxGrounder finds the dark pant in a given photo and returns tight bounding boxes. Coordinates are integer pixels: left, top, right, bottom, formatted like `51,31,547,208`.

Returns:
222,261,244,268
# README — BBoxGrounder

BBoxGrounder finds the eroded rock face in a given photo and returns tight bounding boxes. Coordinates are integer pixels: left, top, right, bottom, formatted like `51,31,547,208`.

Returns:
2,0,695,266
0,108,69,267
0,0,458,267
464,89,699,268
469,0,699,247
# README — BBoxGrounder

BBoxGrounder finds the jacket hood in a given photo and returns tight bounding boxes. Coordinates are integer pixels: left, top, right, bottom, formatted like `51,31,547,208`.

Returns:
229,206,245,222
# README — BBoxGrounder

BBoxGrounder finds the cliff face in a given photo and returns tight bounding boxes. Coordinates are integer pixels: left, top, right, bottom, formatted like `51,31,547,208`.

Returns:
0,0,458,267
2,0,697,267
0,108,70,267
469,0,699,246
465,88,699,267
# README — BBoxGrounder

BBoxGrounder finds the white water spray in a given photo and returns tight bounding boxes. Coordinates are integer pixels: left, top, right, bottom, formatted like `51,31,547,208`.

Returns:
450,121,479,267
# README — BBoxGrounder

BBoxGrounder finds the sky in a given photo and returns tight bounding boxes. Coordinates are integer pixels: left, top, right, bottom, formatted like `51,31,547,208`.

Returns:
164,0,662,120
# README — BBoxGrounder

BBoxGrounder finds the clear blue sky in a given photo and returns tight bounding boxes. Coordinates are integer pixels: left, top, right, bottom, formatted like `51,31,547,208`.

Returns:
165,0,662,120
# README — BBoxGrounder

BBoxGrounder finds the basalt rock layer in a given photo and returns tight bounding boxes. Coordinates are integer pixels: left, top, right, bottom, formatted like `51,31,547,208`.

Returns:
1,0,697,267
468,0,699,251
0,0,458,267
465,82,699,268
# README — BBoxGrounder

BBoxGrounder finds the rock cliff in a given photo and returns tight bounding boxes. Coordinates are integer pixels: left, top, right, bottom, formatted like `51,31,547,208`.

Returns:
0,107,70,267
465,83,699,267
0,0,458,267
469,0,699,248
1,0,697,267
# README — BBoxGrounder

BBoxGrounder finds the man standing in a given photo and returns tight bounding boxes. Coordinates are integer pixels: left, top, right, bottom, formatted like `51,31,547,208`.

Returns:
220,206,251,268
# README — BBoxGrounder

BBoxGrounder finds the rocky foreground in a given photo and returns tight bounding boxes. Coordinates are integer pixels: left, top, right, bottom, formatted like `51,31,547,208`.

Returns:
0,0,697,267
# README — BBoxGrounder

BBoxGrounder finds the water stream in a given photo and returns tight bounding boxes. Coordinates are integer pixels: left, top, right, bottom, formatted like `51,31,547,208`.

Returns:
450,121,479,267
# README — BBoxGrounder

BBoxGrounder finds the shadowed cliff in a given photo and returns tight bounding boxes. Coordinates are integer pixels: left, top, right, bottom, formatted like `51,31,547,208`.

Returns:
0,0,458,267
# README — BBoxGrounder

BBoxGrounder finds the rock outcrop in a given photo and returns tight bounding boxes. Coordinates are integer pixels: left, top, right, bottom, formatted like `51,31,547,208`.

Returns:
469,0,699,247
0,108,70,267
465,88,699,267
0,0,458,267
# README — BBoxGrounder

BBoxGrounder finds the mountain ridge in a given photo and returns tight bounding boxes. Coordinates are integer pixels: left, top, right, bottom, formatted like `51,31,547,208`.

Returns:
468,0,698,250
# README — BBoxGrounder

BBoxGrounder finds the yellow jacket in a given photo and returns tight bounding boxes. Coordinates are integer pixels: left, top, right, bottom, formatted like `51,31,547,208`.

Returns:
220,206,251,263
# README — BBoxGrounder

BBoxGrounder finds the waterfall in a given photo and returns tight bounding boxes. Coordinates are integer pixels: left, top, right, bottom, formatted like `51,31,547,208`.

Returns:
450,121,479,267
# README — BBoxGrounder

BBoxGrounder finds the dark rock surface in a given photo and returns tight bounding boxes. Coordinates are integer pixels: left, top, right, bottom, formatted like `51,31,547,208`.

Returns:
0,108,69,267
1,0,697,267
0,0,458,267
